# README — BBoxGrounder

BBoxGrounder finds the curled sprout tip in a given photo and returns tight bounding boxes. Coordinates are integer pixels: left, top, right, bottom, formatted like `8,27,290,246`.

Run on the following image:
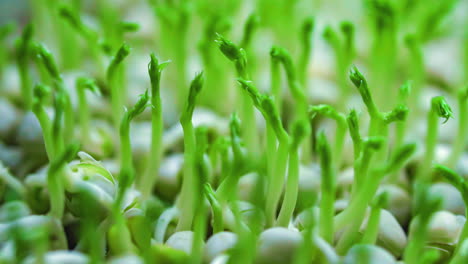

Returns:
431,96,453,123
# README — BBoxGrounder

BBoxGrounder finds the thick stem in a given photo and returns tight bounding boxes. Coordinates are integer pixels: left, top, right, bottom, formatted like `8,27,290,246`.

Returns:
176,123,196,231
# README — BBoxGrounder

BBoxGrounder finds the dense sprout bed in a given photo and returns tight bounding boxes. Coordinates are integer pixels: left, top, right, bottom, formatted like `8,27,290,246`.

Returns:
0,0,467,263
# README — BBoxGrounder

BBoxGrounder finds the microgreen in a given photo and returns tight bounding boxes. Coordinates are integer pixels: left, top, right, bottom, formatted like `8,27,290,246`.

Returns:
309,104,347,166
360,191,388,245
417,96,453,183
177,72,204,231
58,5,105,75
237,79,289,227
316,131,336,244
47,143,80,219
32,83,54,159
336,142,416,253
1,1,467,262
298,17,314,87
140,54,169,199
117,90,150,207
35,43,75,147
270,46,310,160
16,24,34,110
323,22,355,105
347,109,362,158
217,34,259,155
75,77,100,145
277,119,311,227
205,183,223,233
240,13,260,51
446,86,468,167
0,162,26,199
216,113,246,202
433,164,468,254
403,183,442,264
107,43,131,128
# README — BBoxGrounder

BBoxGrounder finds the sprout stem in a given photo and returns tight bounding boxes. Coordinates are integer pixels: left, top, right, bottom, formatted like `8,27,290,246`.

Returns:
447,86,468,168
433,165,468,254
47,143,80,219
417,96,453,183
360,192,388,245
107,43,131,129
217,34,259,156
177,72,204,231
75,77,100,146
298,17,314,87
117,90,150,206
0,161,26,198
205,183,224,233
16,24,34,110
140,54,169,199
32,84,55,160
277,120,310,227
317,132,336,244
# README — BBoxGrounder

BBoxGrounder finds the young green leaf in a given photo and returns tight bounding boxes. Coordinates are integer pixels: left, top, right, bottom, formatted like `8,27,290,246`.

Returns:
349,65,378,118
347,109,362,158
35,43,61,80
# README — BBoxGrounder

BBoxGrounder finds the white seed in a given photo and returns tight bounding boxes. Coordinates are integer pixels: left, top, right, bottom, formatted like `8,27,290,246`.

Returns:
108,254,144,264
166,231,200,254
255,227,302,264
204,232,237,263
156,153,184,201
23,250,89,264
343,244,396,264
413,211,465,246
377,184,411,226
430,183,465,215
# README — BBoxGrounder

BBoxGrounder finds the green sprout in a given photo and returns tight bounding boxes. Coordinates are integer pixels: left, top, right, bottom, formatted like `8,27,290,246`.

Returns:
277,119,311,227
16,24,34,110
118,90,150,203
31,83,54,160
417,96,453,183
107,43,131,129
216,113,247,202
140,54,170,199
298,17,314,87
316,131,336,244
217,34,259,155
205,183,224,233
177,72,204,231
75,77,100,146
403,184,443,264
238,80,289,227
360,191,388,245
47,143,80,219
433,164,468,254
309,104,347,166
447,86,468,167
35,43,75,147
